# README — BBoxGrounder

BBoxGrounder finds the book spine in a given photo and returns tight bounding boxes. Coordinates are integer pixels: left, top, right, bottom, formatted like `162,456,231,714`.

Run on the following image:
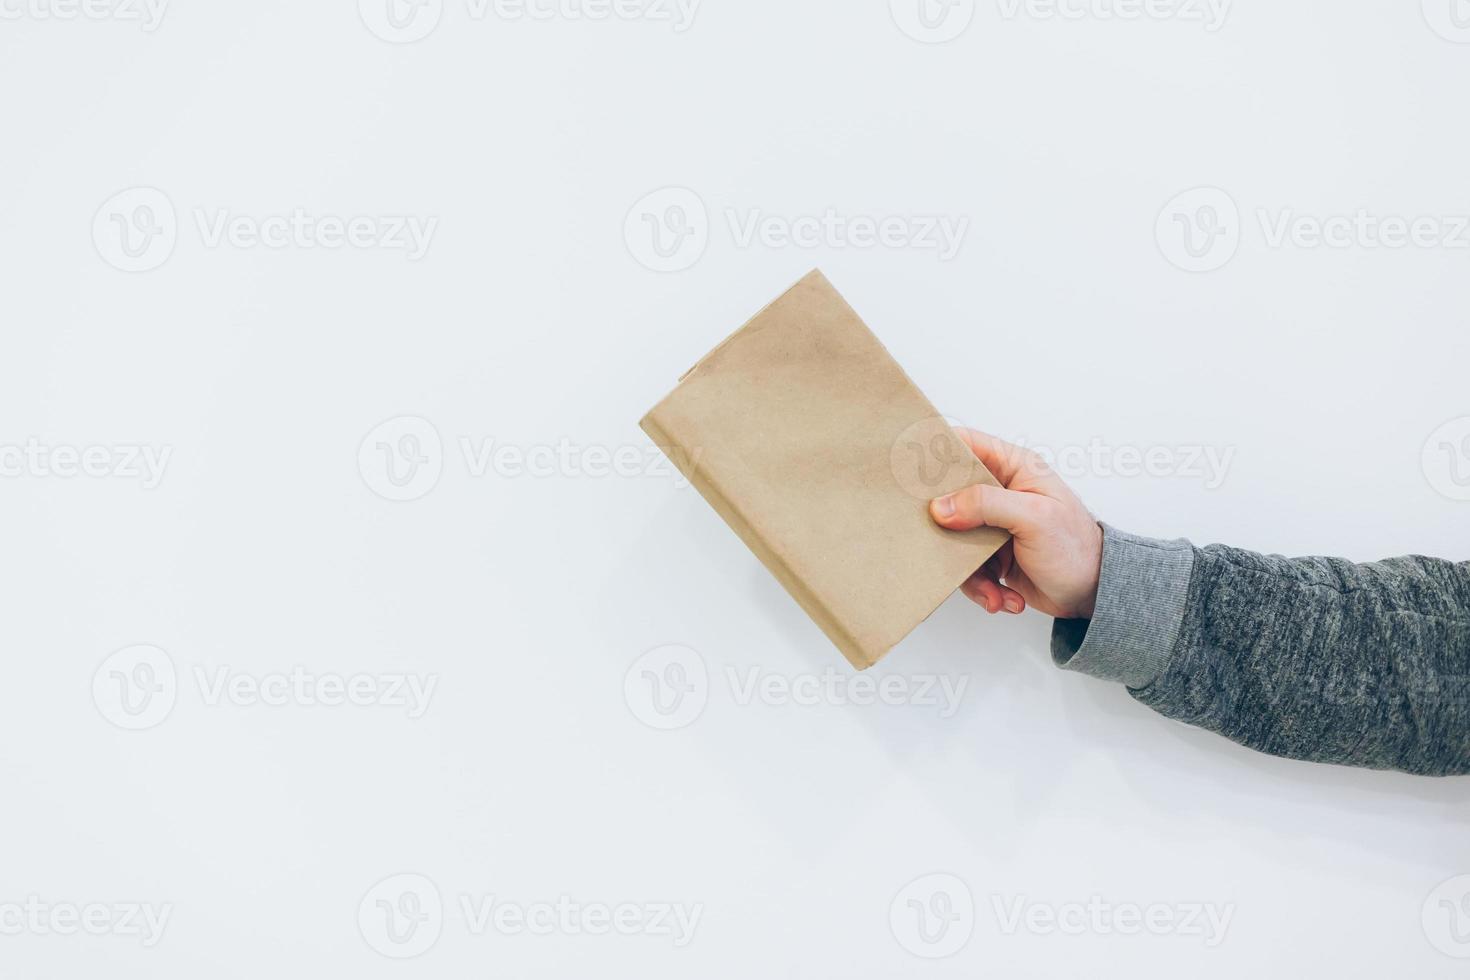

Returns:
639,411,875,670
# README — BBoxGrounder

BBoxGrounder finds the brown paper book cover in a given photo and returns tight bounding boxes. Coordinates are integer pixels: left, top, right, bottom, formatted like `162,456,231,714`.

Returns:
640,270,1009,670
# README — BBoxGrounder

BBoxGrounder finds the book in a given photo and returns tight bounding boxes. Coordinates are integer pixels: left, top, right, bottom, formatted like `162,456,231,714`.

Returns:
640,270,1009,670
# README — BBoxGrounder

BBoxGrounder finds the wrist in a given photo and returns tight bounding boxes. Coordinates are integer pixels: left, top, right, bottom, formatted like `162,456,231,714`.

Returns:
1072,521,1104,619
1050,524,1195,689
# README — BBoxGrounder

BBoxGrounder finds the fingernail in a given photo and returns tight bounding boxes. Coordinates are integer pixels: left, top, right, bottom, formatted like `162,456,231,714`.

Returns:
1004,598,1022,614
932,495,955,519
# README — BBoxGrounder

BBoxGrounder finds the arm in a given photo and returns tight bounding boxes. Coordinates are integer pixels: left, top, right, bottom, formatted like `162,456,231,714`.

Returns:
931,430,1470,776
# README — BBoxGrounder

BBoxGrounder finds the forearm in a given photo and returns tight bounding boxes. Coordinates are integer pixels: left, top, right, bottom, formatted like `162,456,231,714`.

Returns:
1053,525,1470,776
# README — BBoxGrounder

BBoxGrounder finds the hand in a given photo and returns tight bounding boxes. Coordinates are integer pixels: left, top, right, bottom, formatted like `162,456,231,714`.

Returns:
929,429,1103,620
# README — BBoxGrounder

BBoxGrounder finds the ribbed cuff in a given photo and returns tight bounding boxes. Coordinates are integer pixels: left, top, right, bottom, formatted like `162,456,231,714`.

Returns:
1050,524,1195,689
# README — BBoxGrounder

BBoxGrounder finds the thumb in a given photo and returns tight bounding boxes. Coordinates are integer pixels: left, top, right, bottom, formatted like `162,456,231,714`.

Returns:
930,483,1049,536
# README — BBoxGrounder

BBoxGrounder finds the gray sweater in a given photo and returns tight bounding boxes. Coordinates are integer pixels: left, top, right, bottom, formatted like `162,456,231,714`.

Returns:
1051,525,1470,776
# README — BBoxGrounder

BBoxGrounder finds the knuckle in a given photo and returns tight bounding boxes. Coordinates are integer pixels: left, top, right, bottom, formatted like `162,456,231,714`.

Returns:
954,483,989,519
1020,448,1051,476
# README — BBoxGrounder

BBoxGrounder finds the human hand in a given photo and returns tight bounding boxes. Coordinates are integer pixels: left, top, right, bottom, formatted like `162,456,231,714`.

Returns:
929,429,1103,620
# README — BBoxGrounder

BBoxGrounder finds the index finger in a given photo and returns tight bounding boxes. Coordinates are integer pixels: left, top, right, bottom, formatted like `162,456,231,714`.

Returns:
954,428,1067,495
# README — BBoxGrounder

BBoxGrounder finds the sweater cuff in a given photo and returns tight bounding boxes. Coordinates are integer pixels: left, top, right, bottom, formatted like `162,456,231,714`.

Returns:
1050,524,1194,689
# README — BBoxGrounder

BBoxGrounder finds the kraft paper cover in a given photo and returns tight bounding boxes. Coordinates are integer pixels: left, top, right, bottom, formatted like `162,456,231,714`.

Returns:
640,270,1009,669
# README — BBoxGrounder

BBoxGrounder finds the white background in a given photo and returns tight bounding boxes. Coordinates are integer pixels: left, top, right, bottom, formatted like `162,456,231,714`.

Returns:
3,0,1470,976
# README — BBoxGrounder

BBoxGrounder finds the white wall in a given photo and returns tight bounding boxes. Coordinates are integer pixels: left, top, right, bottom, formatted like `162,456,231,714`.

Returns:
2,0,1468,976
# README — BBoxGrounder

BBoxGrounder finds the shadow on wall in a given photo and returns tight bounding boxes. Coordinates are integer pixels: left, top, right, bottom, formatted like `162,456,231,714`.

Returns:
626,487,1470,877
